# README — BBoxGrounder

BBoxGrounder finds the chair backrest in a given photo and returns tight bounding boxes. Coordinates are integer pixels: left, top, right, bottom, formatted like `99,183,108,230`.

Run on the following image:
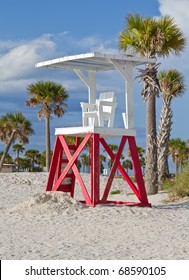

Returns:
98,92,116,113
99,91,116,102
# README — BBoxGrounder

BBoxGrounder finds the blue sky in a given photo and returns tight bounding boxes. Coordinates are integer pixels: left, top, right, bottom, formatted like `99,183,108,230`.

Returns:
0,0,189,157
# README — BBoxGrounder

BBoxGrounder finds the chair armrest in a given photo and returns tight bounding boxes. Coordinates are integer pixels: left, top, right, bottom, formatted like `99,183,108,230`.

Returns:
97,100,117,107
80,102,96,112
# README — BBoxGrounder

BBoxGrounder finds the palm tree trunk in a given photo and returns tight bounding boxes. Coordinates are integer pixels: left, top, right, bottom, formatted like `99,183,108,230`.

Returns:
16,150,19,172
158,98,172,189
0,132,15,172
145,93,158,194
46,116,51,172
175,155,179,175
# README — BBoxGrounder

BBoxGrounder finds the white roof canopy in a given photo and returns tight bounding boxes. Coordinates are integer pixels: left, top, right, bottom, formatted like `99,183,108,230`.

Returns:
35,52,156,130
35,52,155,72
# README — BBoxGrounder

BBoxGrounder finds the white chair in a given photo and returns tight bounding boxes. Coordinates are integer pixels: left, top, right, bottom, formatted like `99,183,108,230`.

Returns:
80,102,98,126
80,92,117,127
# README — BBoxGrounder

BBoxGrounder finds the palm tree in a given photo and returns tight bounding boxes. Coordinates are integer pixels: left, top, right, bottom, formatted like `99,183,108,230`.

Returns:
80,153,90,173
0,112,34,172
25,149,40,172
26,81,69,171
12,143,25,171
37,150,53,168
118,14,185,194
122,159,133,174
157,69,185,187
105,144,118,170
17,157,31,172
168,138,188,175
0,152,14,164
128,145,146,174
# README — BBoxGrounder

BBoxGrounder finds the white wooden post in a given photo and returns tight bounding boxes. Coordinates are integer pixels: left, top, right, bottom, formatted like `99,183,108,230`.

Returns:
110,60,134,129
88,71,96,103
73,69,96,104
124,64,134,129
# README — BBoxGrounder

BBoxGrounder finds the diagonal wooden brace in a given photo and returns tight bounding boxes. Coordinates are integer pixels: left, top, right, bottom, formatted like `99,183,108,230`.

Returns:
128,136,149,205
100,137,141,201
52,134,92,206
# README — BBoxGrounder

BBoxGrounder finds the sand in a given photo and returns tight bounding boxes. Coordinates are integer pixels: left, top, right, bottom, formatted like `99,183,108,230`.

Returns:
0,172,189,260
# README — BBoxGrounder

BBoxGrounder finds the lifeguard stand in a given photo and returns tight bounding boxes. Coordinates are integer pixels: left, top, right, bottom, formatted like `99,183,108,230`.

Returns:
35,52,155,207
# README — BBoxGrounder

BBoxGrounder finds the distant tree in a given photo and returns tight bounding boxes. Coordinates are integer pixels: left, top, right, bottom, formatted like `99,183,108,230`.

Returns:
0,152,14,164
122,159,133,174
26,81,69,171
17,157,30,171
105,144,118,170
25,149,40,172
140,157,146,174
127,145,146,174
38,150,53,168
169,138,189,175
0,112,34,172
12,143,25,171
128,146,145,162
77,159,82,172
80,153,90,173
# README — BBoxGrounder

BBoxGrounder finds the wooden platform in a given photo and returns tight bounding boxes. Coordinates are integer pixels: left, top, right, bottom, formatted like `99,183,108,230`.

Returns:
55,126,136,138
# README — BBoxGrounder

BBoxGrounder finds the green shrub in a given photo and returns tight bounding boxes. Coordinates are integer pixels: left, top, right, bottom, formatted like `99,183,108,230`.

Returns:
169,165,189,198
162,180,175,191
110,190,121,195
130,176,136,182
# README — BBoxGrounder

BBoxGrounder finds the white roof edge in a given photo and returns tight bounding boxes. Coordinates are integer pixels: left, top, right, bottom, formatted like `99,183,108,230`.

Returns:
35,52,96,68
35,52,156,68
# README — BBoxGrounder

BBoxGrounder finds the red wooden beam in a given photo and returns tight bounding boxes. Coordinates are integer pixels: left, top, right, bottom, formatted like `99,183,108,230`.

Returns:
90,133,100,206
46,136,61,191
128,136,150,205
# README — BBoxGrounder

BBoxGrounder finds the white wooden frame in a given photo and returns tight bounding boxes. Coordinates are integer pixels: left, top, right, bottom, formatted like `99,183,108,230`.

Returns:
36,52,156,130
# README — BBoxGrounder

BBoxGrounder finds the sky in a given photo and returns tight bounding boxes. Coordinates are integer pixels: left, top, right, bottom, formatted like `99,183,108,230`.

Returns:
0,0,189,158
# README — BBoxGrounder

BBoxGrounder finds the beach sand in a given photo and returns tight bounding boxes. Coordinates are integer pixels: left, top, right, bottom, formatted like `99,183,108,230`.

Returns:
0,172,189,260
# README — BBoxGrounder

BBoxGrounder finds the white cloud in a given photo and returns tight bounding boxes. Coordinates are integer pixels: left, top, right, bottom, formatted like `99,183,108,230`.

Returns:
0,40,20,52
158,0,189,71
158,0,189,35
0,78,36,95
0,35,56,82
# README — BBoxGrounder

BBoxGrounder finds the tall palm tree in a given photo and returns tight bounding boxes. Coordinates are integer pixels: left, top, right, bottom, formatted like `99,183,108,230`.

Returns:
26,81,69,171
12,143,25,171
0,112,34,172
158,69,185,187
118,14,185,194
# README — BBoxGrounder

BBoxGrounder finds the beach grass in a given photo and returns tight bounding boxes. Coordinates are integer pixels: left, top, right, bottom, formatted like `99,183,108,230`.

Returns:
168,165,189,199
